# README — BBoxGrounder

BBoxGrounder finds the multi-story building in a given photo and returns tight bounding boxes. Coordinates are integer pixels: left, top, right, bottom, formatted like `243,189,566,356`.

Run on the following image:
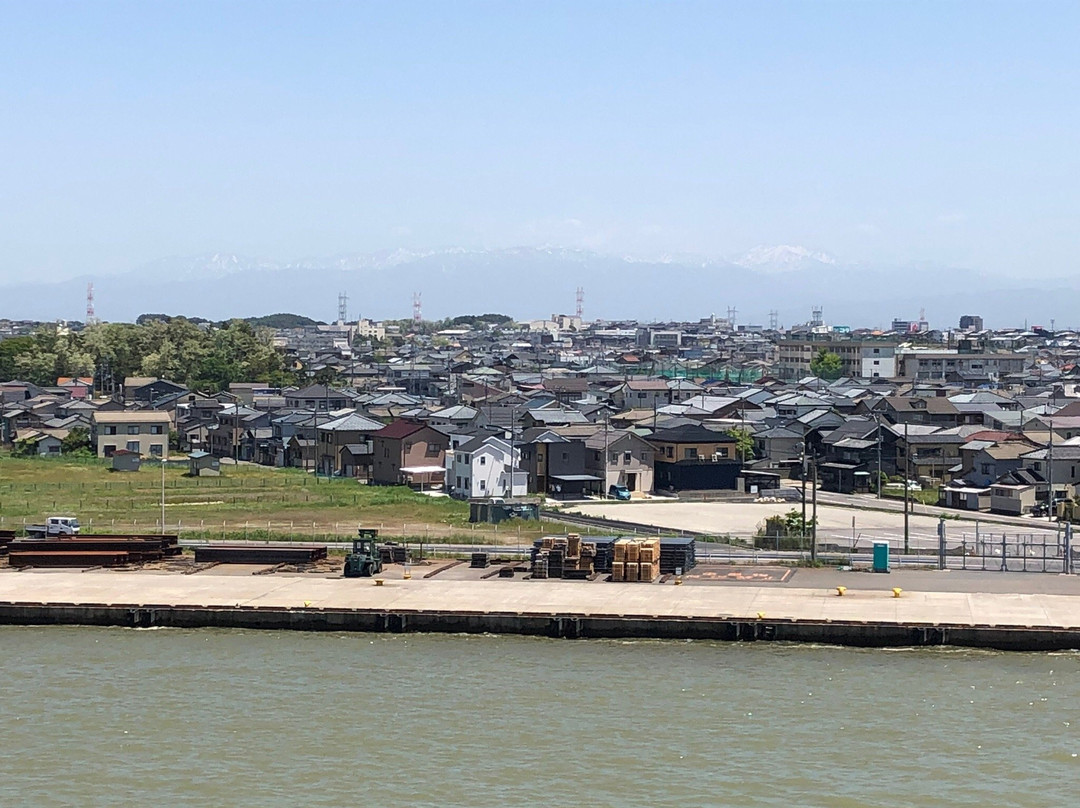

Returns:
777,337,897,380
91,411,171,459
895,351,1027,382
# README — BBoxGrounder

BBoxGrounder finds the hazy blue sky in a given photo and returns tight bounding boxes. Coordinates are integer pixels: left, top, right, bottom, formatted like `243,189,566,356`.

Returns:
2,1,1078,284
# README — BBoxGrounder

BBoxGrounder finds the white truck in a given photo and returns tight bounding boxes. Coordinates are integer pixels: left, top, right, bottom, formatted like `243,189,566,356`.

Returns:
25,516,81,538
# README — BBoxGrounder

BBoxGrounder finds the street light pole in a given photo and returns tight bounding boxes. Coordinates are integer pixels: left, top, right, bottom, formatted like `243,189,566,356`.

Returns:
903,421,910,555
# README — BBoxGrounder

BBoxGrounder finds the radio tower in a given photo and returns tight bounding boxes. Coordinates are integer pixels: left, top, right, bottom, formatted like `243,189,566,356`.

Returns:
85,282,98,325
412,292,423,324
337,291,348,324
575,287,584,319
769,310,779,330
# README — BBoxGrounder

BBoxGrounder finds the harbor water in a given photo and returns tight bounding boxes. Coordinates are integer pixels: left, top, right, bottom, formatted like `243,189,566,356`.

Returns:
2,626,1077,807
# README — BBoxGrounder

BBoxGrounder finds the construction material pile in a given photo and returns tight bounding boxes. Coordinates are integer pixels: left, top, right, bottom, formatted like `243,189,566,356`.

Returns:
0,529,15,556
611,538,660,582
193,544,326,564
530,533,597,580
471,552,490,568
378,543,409,564
8,534,182,568
660,537,697,574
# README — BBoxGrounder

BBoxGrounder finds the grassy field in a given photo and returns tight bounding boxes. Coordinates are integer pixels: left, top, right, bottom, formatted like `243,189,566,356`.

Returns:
0,453,558,543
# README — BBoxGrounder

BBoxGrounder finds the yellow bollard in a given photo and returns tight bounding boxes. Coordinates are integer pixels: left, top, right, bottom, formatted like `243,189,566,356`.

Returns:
403,565,411,580
375,579,384,587
893,587,902,598
836,586,846,597
757,612,766,620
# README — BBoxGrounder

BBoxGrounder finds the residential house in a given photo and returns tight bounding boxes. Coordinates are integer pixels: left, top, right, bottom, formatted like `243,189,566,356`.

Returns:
371,420,450,488
449,435,527,499
650,423,742,491
518,430,593,498
315,411,383,477
583,429,655,496
91,411,171,458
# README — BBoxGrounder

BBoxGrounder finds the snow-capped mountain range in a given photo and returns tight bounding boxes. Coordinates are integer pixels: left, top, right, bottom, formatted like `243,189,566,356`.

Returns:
0,245,1070,329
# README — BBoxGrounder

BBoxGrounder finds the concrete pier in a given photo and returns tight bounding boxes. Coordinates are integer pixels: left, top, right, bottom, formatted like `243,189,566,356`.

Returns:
1,570,1079,650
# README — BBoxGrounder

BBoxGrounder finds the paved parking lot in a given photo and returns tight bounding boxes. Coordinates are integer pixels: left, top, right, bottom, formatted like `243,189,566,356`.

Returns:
571,500,1060,551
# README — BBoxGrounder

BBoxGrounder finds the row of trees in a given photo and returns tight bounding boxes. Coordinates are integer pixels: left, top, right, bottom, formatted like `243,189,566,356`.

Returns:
0,319,295,392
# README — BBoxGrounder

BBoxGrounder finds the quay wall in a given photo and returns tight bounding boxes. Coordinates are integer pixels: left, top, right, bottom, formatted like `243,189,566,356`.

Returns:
0,601,1077,652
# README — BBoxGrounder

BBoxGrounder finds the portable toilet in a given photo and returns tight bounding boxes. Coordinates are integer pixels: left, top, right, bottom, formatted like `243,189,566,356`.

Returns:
872,541,890,573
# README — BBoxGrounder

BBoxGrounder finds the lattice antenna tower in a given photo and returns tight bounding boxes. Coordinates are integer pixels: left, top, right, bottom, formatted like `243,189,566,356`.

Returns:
575,287,584,319
726,306,738,325
337,291,348,324
412,292,423,324
768,310,779,331
86,282,98,324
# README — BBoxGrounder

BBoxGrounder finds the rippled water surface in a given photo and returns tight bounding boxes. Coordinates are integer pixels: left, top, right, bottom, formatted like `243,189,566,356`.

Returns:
2,627,1078,807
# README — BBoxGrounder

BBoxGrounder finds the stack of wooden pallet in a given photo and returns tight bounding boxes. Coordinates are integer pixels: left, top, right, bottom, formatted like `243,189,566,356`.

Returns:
610,538,661,582
529,533,596,579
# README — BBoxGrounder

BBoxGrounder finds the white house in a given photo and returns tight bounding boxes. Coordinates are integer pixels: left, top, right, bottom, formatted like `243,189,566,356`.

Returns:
450,435,528,499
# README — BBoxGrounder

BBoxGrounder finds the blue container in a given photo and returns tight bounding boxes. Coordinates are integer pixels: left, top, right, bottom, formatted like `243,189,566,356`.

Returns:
872,541,890,573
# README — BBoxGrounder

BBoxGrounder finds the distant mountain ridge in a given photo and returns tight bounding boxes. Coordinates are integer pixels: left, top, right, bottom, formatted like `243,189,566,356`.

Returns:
0,245,1073,329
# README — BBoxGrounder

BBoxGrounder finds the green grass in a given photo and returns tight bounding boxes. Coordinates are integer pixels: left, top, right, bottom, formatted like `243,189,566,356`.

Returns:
0,452,558,542
881,487,941,506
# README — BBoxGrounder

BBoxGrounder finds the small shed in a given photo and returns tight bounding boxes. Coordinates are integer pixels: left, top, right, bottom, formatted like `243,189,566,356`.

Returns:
736,469,782,494
188,450,221,477
111,449,141,472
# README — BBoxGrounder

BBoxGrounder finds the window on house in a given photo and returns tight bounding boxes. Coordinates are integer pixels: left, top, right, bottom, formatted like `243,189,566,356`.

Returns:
456,454,463,464
126,441,140,452
426,444,441,457
479,456,486,465
479,480,486,491
637,392,647,399
610,452,618,464
150,444,163,457
684,447,698,459
666,446,673,458
104,444,116,457
404,442,413,452
150,425,163,435
624,452,632,464
103,425,117,435
127,425,140,435
561,452,569,462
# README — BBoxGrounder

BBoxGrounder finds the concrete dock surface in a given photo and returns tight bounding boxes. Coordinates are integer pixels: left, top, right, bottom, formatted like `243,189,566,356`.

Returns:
1,567,1079,632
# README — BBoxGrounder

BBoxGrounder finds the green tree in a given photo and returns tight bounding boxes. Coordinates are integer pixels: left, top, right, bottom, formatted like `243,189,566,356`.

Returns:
726,427,755,461
61,427,93,456
809,348,843,380
0,336,36,381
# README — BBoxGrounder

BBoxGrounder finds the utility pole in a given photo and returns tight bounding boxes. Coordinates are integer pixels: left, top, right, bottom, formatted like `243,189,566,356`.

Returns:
1048,405,1055,523
160,457,166,536
903,421,910,555
603,412,610,498
810,450,818,563
875,414,882,499
800,442,808,546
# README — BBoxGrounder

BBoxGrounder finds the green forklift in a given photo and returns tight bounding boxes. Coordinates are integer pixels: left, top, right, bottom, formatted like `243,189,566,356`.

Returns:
344,528,383,578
